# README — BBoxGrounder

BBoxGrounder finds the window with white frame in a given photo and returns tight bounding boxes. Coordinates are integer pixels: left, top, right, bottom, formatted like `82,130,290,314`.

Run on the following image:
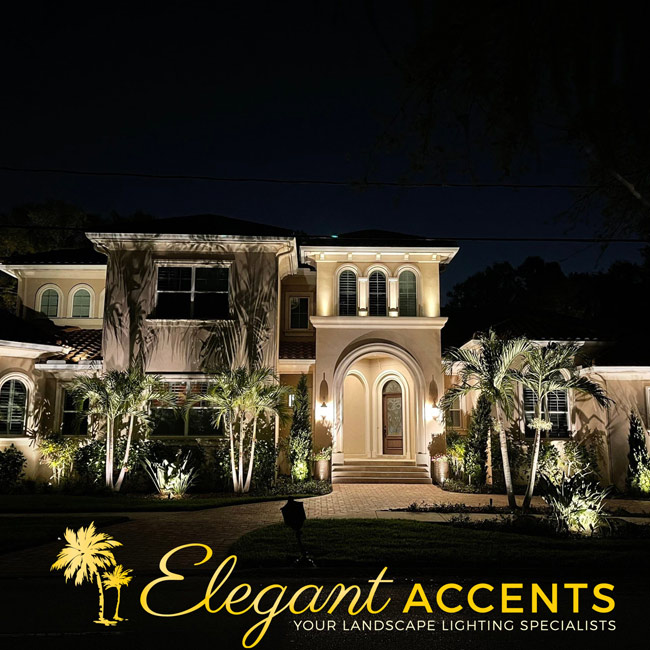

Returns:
0,378,28,436
61,388,89,435
289,296,310,329
39,288,60,317
150,380,223,437
446,396,463,429
71,289,91,318
368,271,387,316
523,387,570,438
155,265,229,320
338,270,357,316
398,270,417,316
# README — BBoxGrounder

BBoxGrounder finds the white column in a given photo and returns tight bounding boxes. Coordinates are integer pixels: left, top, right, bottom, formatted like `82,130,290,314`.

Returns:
358,276,368,316
388,277,399,317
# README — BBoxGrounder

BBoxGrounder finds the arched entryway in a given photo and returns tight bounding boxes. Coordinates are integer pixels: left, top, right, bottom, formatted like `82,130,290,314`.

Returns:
334,342,427,461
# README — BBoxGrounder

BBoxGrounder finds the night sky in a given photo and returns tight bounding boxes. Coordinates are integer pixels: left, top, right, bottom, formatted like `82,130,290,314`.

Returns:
0,2,643,294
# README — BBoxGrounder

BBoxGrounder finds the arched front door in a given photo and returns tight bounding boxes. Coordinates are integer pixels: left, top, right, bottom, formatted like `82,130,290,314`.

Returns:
382,380,403,455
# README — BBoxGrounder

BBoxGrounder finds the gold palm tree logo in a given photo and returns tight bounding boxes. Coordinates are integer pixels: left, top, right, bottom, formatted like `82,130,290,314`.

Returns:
102,565,133,621
51,522,132,626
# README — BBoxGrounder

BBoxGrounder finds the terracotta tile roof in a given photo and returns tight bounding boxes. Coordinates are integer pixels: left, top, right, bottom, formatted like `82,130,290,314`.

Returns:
53,328,103,363
279,340,315,360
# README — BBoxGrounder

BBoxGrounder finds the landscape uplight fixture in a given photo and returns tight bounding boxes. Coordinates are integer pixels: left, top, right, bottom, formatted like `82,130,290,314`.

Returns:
281,497,316,568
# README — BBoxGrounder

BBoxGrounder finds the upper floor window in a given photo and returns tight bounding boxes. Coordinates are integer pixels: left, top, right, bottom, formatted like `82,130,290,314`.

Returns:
40,288,59,318
71,289,91,318
290,296,310,329
523,387,570,438
368,271,387,317
338,270,357,316
155,265,229,320
446,396,463,429
399,271,417,316
0,378,28,436
150,380,222,437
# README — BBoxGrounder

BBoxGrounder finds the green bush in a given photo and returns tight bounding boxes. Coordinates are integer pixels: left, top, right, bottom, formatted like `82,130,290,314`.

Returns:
209,438,277,492
465,394,491,485
540,471,610,536
35,434,80,485
627,411,650,495
74,437,161,489
445,431,468,479
265,476,332,496
0,445,27,492
289,374,312,481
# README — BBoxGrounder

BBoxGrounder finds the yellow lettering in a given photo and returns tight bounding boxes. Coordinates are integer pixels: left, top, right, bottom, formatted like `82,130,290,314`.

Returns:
403,584,433,613
564,583,588,613
436,583,463,613
468,583,494,613
502,583,523,613
592,583,615,613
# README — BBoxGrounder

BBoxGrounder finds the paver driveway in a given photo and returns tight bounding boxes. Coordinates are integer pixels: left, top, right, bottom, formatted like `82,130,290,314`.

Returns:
0,484,646,578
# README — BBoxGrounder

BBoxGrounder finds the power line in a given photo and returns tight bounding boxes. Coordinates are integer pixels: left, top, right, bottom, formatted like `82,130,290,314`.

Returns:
0,165,599,190
0,223,647,243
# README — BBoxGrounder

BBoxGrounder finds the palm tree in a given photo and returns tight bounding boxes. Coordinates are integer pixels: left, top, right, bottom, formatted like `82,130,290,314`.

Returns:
242,369,289,492
72,369,173,491
51,522,121,626
188,367,287,494
102,564,133,621
514,342,612,510
441,330,531,509
114,369,173,491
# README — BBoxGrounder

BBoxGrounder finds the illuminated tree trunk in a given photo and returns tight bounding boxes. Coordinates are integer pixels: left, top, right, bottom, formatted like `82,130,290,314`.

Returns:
496,404,517,509
228,415,240,493
523,394,547,511
115,415,134,492
105,419,114,490
244,415,258,493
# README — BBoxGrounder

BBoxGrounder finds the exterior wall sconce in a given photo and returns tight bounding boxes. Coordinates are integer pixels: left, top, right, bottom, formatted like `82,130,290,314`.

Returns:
427,404,443,422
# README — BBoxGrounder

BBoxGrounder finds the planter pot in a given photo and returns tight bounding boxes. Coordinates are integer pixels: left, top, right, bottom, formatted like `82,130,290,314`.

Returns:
314,459,331,481
432,458,449,485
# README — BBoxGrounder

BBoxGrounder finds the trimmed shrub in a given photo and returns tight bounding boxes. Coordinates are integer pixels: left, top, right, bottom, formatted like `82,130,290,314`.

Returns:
0,444,26,492
289,374,312,481
627,411,650,495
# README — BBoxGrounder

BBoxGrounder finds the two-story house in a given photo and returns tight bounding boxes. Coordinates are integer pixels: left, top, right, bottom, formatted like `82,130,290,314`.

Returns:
1,214,648,488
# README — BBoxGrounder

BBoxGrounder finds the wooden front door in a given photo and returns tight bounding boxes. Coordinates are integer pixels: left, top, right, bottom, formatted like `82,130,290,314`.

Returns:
382,380,403,455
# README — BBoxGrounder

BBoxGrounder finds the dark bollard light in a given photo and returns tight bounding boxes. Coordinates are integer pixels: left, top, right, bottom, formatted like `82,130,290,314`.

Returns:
281,497,316,568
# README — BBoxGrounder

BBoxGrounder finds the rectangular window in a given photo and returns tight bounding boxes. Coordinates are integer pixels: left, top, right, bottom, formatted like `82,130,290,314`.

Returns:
151,380,223,437
61,389,89,436
523,388,570,438
155,265,229,320
446,397,462,429
289,297,309,329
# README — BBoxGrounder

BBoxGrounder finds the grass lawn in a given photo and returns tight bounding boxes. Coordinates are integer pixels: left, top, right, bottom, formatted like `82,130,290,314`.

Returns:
230,519,649,571
0,492,321,514
0,515,129,554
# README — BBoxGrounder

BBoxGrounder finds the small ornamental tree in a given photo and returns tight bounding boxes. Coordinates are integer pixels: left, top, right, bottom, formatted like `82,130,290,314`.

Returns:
627,411,650,495
289,374,312,481
465,393,491,485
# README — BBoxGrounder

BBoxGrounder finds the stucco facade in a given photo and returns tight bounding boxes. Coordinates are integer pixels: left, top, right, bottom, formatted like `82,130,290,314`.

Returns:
0,217,647,488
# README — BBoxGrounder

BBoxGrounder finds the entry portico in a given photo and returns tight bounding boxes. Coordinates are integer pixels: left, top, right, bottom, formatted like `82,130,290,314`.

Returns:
301,232,458,482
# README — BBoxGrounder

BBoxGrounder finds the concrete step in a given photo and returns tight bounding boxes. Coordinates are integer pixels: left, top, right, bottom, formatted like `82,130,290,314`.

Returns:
332,460,432,484
332,476,432,484
338,459,417,466
333,465,427,473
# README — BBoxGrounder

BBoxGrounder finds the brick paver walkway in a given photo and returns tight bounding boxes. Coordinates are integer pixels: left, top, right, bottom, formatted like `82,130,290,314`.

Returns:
1,484,648,578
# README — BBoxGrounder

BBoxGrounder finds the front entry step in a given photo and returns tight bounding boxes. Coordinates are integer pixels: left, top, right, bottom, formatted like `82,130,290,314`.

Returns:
332,461,431,484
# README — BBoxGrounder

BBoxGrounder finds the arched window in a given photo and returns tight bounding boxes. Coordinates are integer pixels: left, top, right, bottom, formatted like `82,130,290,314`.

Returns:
0,378,28,436
399,270,417,316
383,379,402,395
39,289,59,317
368,271,387,316
71,289,91,318
338,270,357,316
